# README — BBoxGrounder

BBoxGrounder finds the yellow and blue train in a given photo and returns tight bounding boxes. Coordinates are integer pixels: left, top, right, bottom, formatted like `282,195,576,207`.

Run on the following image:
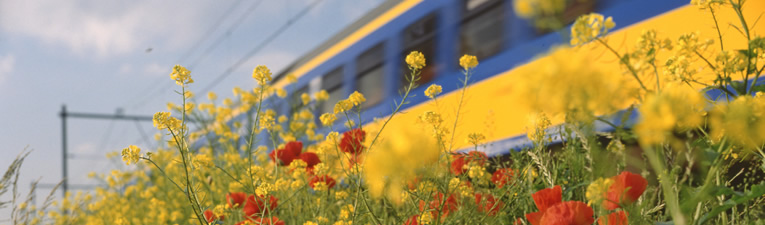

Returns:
237,0,764,155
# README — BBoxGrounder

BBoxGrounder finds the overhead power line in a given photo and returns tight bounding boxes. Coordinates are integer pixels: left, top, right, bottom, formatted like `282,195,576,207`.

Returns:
124,0,249,109
199,0,326,94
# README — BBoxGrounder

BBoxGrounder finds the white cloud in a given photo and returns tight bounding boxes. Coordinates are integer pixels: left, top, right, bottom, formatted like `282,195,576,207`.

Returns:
0,0,220,57
0,54,15,85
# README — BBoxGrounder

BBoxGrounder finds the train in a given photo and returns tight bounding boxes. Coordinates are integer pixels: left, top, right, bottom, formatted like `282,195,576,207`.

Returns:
200,0,765,156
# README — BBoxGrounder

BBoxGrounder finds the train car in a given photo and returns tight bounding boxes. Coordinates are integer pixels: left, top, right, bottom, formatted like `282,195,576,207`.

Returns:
210,0,765,156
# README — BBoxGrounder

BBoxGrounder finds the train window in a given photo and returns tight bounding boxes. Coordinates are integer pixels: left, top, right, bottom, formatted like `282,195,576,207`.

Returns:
356,43,385,108
402,13,437,88
320,67,344,116
459,0,504,61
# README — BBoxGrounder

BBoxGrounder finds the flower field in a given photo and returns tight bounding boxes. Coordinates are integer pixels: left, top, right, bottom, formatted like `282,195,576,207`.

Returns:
3,0,765,224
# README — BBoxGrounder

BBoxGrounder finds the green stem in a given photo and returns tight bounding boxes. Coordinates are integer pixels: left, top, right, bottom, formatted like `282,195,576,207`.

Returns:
447,69,471,151
596,38,649,91
644,146,686,225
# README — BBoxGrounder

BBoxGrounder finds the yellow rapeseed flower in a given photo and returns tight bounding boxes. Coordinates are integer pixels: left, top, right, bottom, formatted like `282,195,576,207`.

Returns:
207,91,217,100
349,91,366,106
513,46,637,122
466,132,486,146
320,113,337,126
315,90,329,101
252,65,272,86
170,65,193,86
635,82,705,146
710,95,765,150
301,93,311,105
405,51,426,70
121,145,141,165
459,54,478,70
276,88,287,98
424,84,442,99
334,99,353,114
286,73,298,83
585,177,613,206
570,13,615,46
364,121,440,205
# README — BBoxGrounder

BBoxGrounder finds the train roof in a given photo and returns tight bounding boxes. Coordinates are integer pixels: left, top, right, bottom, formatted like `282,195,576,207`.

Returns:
273,0,401,83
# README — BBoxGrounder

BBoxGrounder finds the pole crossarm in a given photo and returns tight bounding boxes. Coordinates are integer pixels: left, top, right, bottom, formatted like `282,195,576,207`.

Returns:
64,112,153,121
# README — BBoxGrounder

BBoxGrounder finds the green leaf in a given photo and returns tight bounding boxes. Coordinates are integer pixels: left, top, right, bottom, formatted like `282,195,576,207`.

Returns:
698,182,765,224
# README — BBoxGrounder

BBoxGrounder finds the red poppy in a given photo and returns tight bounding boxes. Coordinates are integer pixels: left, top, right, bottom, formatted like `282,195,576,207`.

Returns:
204,209,224,223
407,177,420,190
538,201,594,225
235,216,285,225
419,192,459,219
450,151,488,175
604,171,647,210
598,211,628,225
339,129,366,154
299,152,321,168
348,153,364,167
269,141,303,165
492,168,515,188
525,185,562,225
309,175,337,189
404,215,419,225
226,192,247,208
474,193,503,216
243,194,278,218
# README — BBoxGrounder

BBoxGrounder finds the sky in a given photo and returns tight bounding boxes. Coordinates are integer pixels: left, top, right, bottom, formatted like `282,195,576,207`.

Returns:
0,0,384,216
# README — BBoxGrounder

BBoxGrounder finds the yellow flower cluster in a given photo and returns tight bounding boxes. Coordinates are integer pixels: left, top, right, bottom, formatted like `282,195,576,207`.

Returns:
334,100,352,114
710,94,765,150
405,51,426,70
348,91,366,106
635,82,706,146
170,65,193,86
570,13,615,46
152,112,181,132
320,113,337,126
301,93,311,105
252,65,272,86
120,145,141,165
466,132,486,146
459,54,478,70
690,0,725,9
364,121,440,205
424,84,442,99
585,177,614,206
315,90,329,101
513,46,637,122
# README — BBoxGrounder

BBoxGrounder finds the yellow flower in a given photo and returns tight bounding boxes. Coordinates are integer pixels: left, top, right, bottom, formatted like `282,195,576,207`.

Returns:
207,92,217,100
466,132,486,146
585,177,613,206
710,95,765,150
152,112,171,129
320,113,337,126
170,65,193,86
513,46,637,122
286,73,298,83
419,212,433,225
315,90,330,101
513,0,534,18
121,145,141,165
635,82,705,146
459,54,478,70
304,222,318,225
349,91,366,106
301,93,311,105
276,88,287,98
334,99,353,114
570,13,615,46
252,65,272,86
364,121,440,205
424,84,442,99
405,51,426,70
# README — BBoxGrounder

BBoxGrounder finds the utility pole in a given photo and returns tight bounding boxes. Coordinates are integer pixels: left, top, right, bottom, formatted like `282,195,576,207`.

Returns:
59,105,153,197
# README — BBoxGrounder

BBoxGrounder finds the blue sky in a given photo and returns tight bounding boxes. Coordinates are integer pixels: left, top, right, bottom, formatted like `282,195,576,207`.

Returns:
0,0,383,214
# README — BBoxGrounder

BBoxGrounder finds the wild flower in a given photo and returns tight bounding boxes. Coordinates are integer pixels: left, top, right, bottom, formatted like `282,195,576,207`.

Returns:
405,51,426,70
